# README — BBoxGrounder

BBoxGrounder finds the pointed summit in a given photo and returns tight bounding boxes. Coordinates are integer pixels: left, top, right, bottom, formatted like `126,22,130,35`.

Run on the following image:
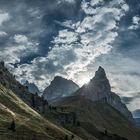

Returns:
90,66,111,92
94,66,106,80
53,76,68,83
75,67,133,121
76,66,111,100
54,76,63,80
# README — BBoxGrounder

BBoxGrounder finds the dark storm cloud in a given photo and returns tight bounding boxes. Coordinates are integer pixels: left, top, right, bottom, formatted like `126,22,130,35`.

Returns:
113,0,140,60
7,0,129,89
0,0,83,61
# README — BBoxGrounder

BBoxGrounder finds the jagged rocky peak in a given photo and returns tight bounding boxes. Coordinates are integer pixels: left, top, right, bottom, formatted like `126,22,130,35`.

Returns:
86,66,111,98
75,66,133,121
0,61,48,111
43,76,79,101
52,76,68,84
94,66,106,79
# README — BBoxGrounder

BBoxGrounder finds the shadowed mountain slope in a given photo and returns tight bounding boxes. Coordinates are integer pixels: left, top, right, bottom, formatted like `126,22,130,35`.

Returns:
54,95,140,140
75,66,133,121
0,61,84,140
0,83,83,140
0,62,48,112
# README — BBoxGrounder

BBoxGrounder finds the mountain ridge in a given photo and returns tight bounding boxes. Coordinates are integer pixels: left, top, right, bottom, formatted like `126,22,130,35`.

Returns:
74,66,133,121
0,61,48,112
52,95,140,140
0,61,139,140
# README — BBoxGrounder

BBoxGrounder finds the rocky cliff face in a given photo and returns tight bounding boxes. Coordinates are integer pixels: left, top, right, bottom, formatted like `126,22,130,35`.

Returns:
43,76,79,101
0,61,48,111
76,66,111,100
75,66,133,121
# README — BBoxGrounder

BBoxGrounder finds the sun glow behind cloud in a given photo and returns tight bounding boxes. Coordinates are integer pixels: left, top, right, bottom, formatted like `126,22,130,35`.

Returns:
77,76,91,86
9,0,129,90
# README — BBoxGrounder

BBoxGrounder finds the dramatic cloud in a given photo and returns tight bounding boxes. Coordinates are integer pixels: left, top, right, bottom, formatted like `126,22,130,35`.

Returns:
0,11,10,26
129,15,140,30
0,34,39,63
14,35,28,44
10,0,129,89
0,0,140,113
0,31,7,37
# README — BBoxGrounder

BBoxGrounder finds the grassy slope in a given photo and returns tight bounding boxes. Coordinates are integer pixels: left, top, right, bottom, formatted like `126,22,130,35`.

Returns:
0,84,83,140
55,96,140,140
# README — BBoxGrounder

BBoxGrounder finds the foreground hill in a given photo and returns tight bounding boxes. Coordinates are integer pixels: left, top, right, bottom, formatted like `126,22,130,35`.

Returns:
53,96,140,140
0,84,83,140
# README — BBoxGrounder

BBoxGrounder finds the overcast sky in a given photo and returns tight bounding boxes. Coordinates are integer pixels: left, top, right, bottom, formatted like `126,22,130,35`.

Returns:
0,0,140,116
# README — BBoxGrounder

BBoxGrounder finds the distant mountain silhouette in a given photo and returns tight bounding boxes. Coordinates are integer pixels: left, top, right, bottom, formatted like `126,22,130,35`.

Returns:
24,80,40,95
43,76,79,101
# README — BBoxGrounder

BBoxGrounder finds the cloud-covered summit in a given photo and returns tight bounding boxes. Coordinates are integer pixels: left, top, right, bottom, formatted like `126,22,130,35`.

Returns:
0,0,140,113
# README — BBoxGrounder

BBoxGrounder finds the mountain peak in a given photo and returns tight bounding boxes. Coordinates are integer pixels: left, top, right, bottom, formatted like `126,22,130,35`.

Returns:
54,76,62,79
53,76,66,81
43,76,79,101
75,67,133,121
89,66,111,92
94,66,106,80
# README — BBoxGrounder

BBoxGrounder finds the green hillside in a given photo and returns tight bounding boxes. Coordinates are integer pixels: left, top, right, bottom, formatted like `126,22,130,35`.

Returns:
0,84,83,140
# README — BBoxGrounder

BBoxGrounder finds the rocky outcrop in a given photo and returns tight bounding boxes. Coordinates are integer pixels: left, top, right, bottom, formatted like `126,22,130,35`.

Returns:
76,66,111,100
75,66,133,121
0,61,48,112
43,76,79,101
